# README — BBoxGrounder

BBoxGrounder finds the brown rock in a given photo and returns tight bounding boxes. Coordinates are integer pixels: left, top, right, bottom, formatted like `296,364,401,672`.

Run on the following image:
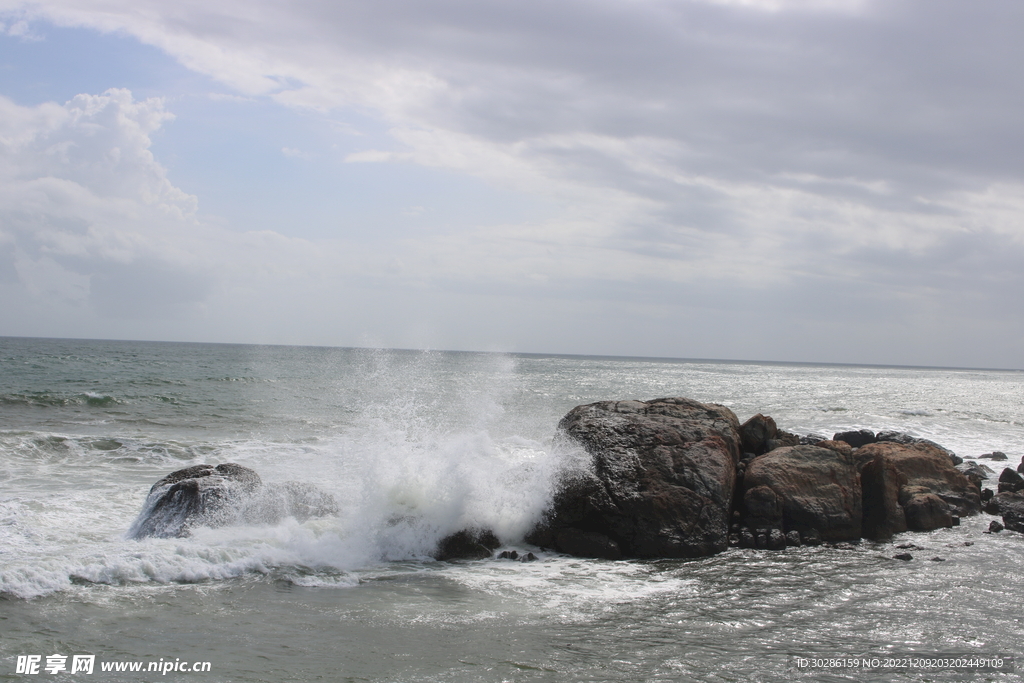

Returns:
857,442,980,518
741,445,861,541
739,413,777,455
860,451,908,540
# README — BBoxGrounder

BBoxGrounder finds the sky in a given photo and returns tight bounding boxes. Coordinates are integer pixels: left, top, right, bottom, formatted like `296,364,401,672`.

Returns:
0,0,1022,368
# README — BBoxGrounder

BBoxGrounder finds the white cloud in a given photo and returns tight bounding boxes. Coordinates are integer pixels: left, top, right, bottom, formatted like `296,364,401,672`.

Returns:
1,0,1023,365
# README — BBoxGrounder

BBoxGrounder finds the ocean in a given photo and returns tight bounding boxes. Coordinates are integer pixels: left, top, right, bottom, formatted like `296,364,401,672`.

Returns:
1,336,1022,682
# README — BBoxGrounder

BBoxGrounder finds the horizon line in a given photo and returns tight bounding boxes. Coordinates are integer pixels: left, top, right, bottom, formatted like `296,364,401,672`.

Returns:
3,334,1021,373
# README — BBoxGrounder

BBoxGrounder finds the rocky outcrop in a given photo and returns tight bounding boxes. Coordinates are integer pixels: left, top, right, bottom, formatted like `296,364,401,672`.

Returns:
740,445,862,541
529,397,997,560
855,441,980,528
129,464,338,539
997,468,1024,493
527,398,742,559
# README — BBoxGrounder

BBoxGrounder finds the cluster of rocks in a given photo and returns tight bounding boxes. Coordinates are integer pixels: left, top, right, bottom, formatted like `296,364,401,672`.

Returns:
131,401,1022,563
522,398,1018,559
128,463,339,539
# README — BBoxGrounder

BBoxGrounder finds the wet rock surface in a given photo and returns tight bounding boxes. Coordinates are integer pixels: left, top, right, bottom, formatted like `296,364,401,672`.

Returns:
129,464,338,539
527,398,742,558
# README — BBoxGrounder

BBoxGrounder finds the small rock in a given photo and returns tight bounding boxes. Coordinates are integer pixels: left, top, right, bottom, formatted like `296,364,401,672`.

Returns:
951,516,960,526
930,557,945,562
520,552,537,562
981,488,994,503
963,541,974,546
785,530,801,547
802,529,823,546
979,451,1008,461
893,553,913,561
768,528,786,550
755,531,768,549
896,543,923,550
739,528,755,549
989,520,1004,533
834,429,876,448
831,542,856,550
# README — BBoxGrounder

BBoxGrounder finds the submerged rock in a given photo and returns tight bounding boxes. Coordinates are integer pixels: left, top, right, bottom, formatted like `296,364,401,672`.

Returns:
129,464,337,539
435,529,501,561
527,398,742,559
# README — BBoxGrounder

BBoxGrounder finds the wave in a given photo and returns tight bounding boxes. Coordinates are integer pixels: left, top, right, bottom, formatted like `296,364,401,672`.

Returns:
0,391,124,408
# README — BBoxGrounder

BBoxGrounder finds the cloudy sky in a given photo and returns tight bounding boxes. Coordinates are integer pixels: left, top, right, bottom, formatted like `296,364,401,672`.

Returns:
1,0,1022,368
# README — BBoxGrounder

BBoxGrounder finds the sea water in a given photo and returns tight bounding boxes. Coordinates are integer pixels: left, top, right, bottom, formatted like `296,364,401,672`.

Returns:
1,337,1022,682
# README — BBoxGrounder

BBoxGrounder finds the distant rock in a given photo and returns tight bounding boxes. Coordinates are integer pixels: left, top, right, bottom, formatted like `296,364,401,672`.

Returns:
957,462,994,480
979,451,1008,461
527,398,742,558
893,553,913,561
834,430,876,448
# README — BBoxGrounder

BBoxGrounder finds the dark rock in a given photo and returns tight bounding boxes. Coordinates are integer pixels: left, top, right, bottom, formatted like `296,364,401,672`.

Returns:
767,528,786,550
520,552,537,562
129,463,263,539
831,542,857,550
856,442,980,520
981,488,994,503
979,451,1008,461
435,529,501,561
997,468,1024,494
901,491,953,531
741,445,861,541
799,433,829,445
785,530,801,546
896,543,923,550
129,464,340,540
739,528,755,548
528,398,741,558
893,553,913,561
802,528,823,546
930,557,945,562
755,531,768,549
498,550,519,560
860,450,908,540
957,462,994,480
739,413,777,456
951,516,960,526
989,520,1004,533
1001,493,1024,533
834,429,876,448
765,430,801,452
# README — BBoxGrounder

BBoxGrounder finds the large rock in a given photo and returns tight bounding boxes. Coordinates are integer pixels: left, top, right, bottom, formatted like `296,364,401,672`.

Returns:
129,464,337,539
856,442,980,524
741,445,862,541
528,398,741,558
860,451,908,540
